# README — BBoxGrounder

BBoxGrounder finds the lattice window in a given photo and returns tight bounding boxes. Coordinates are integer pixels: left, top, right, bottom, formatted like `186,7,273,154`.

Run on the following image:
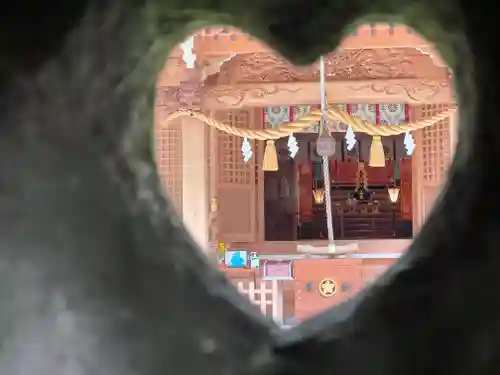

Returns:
216,110,254,185
420,104,451,184
155,115,183,213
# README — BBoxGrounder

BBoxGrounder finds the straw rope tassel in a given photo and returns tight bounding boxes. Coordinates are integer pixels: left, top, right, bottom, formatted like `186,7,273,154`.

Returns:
369,136,385,167
262,140,278,171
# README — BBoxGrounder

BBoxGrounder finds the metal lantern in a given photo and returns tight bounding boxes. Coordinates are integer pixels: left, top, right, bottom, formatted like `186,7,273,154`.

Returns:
312,188,325,205
388,186,401,203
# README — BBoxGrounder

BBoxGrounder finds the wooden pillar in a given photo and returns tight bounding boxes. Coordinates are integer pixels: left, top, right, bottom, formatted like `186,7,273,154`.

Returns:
156,56,209,250
412,128,425,233
272,280,284,326
208,123,220,249
182,116,209,250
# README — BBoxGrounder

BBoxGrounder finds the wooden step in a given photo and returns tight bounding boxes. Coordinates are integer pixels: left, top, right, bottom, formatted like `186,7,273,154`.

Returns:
342,229,395,239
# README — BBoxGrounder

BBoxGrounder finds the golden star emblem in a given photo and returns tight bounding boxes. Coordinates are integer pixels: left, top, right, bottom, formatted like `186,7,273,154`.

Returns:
319,279,337,297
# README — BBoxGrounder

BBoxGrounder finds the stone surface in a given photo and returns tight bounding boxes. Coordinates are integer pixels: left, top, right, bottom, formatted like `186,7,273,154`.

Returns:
0,0,495,374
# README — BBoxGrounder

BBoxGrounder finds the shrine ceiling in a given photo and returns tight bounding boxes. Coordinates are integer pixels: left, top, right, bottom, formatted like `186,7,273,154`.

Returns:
203,48,449,86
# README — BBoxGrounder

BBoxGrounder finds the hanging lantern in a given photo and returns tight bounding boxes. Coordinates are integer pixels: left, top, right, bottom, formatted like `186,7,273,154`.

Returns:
388,186,401,203
312,188,325,204
316,132,336,157
369,136,385,167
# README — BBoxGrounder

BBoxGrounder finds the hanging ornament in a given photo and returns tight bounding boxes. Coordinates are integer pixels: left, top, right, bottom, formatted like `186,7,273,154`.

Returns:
179,36,196,69
369,136,385,168
262,140,278,171
241,137,253,163
287,133,299,159
345,126,357,151
404,131,415,156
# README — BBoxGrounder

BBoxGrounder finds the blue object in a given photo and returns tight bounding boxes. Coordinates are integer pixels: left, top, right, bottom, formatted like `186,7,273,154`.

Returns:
225,250,249,268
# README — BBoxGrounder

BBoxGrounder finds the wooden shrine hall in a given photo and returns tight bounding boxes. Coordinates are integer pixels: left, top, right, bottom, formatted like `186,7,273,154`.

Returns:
155,24,456,253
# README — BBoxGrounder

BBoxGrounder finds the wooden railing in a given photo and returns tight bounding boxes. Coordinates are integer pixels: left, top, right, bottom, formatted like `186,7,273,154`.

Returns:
333,201,397,239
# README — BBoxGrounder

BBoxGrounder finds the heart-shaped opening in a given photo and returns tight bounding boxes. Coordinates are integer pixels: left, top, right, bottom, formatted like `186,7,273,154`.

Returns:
155,23,456,327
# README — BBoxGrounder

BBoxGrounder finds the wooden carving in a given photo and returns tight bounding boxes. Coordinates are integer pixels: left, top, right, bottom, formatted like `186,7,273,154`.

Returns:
208,48,444,85
205,85,302,106
155,81,202,109
346,79,451,102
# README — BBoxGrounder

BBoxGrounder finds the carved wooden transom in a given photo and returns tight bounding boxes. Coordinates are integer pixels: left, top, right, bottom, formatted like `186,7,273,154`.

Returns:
204,49,448,85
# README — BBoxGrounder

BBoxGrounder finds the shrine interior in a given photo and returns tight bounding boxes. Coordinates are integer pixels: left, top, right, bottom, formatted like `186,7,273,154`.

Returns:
264,132,413,241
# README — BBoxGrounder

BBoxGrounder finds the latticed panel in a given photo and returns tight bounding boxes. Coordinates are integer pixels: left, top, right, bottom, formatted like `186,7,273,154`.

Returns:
155,116,183,214
216,110,255,185
420,104,451,184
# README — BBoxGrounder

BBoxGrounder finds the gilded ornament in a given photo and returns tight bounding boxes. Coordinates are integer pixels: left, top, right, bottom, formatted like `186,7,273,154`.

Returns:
319,279,337,298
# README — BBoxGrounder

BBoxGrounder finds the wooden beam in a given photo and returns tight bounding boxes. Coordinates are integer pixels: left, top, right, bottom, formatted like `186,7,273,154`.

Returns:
201,78,452,109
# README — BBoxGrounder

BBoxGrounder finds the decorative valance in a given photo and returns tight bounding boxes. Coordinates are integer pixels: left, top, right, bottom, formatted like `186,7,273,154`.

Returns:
263,104,409,132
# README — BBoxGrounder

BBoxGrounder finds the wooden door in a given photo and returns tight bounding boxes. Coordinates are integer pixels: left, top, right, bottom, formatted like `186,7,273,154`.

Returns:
215,109,259,243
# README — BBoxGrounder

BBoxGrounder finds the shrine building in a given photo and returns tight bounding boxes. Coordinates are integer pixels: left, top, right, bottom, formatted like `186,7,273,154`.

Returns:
155,24,456,326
